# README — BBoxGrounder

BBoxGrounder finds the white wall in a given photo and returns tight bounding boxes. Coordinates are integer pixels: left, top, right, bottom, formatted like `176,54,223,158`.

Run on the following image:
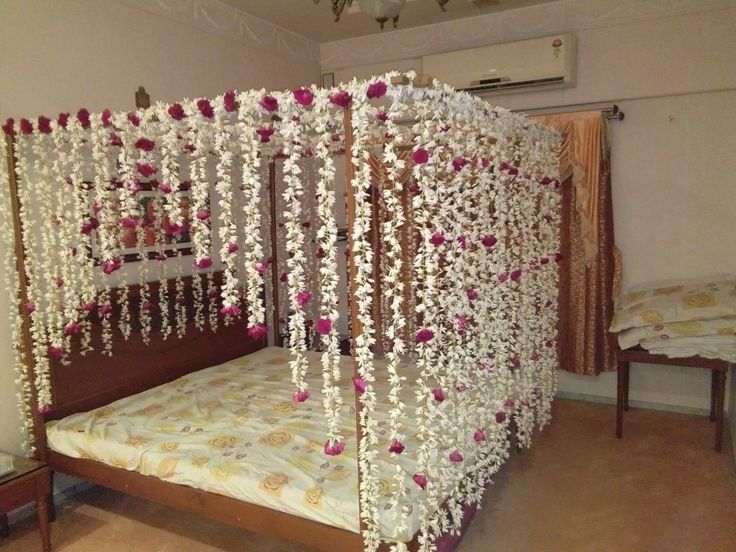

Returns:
0,0,320,456
322,2,736,414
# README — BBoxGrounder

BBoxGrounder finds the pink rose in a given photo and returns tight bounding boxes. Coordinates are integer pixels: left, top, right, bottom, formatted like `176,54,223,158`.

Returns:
220,305,241,317
127,112,141,127
57,112,70,128
466,288,479,301
315,317,332,335
473,429,486,442
37,116,52,134
457,235,467,249
353,377,366,394
101,109,112,127
247,324,268,339
449,451,463,462
412,148,429,164
63,322,81,335
260,95,278,112
366,81,387,99
25,301,35,313
416,328,434,344
48,345,65,359
413,474,427,490
109,132,123,147
195,257,213,269
197,99,214,118
452,157,469,172
98,304,113,316
196,210,210,221
429,233,445,246
135,138,155,151
227,242,239,254
292,389,310,403
121,217,137,229
495,411,507,424
158,182,172,193
329,91,351,107
256,127,275,143
141,300,153,311
168,103,185,120
498,273,509,283
388,440,405,454
431,388,445,402
77,108,91,129
376,111,389,122
19,118,33,134
293,87,314,106
136,163,157,177
223,90,237,112
324,439,345,456
296,291,311,307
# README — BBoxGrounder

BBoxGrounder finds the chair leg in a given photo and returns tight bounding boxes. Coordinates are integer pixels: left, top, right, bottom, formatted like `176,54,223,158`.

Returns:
714,370,726,453
710,369,717,422
616,361,627,438
0,513,8,537
623,361,630,411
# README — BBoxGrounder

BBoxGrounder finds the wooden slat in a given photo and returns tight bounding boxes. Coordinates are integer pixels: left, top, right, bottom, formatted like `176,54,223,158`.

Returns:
617,346,729,372
47,451,363,552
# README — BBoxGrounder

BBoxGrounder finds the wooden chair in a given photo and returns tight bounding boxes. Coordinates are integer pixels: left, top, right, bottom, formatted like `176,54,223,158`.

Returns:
615,347,730,452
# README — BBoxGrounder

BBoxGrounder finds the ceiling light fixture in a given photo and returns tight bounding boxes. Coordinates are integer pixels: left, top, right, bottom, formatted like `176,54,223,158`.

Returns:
314,0,450,30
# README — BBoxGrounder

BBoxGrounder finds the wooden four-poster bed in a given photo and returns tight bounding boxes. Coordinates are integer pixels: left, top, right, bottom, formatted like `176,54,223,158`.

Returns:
0,72,562,551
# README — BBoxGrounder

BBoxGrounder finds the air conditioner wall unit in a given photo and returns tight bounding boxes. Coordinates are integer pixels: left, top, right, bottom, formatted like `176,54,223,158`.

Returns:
422,34,576,94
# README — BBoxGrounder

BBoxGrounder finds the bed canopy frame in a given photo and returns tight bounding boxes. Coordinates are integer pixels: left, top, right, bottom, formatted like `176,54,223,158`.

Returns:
0,71,561,551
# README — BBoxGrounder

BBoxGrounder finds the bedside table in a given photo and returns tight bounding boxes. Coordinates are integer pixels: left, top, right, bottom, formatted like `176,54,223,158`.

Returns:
0,454,52,551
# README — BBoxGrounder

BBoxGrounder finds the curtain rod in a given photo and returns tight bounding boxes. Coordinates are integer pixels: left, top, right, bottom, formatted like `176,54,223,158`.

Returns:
512,103,625,121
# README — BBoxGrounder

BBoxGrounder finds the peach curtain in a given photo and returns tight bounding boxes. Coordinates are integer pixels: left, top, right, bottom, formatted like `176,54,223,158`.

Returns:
532,111,622,375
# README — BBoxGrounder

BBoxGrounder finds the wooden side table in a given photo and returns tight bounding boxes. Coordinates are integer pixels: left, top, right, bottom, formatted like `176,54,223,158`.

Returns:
0,454,52,551
616,347,730,452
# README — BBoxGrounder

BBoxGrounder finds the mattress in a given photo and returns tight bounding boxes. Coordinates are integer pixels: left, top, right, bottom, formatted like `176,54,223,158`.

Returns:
46,346,426,541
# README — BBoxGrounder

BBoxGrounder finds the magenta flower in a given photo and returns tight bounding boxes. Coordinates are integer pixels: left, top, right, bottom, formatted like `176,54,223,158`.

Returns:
455,314,467,331
366,81,388,99
135,138,155,151
248,324,268,339
413,474,427,490
473,429,486,442
142,300,154,311
329,91,351,107
24,301,35,313
175,294,186,305
156,253,167,261
256,127,275,143
101,109,112,127
127,112,141,127
481,158,490,168
37,116,52,134
63,322,82,335
83,302,96,313
455,383,468,392
412,148,429,164
48,346,65,359
498,273,509,283
196,257,213,269
555,252,564,263
416,328,434,344
280,272,288,283
1,118,14,136
449,451,463,463
136,163,157,177
540,176,553,185
158,182,172,193
510,268,522,282
57,112,70,128
102,259,121,275
540,257,549,265
293,87,314,106
376,111,389,122
109,132,123,147
316,317,332,335
37,405,52,414
296,291,311,307
482,235,497,248
121,217,137,229
504,398,515,409
227,242,239,254
495,411,507,424
168,103,185,120
457,235,467,249
77,108,91,129
19,118,33,134
452,157,469,172
389,440,405,454
261,95,279,112
197,99,214,118
292,389,310,403
431,388,445,402
220,305,241,317
255,262,268,274
98,304,113,316
324,439,345,457
466,288,479,301
353,377,366,394
196,210,210,221
429,233,445,246
508,167,519,176
315,248,325,259
223,90,237,112
54,278,64,288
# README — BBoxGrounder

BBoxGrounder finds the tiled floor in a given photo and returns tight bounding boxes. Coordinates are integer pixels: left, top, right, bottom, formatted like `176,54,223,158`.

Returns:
2,400,735,551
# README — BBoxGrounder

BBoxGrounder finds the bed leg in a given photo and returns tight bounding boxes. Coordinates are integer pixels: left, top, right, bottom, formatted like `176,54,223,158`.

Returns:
714,370,726,453
48,471,56,522
616,360,628,438
710,369,717,422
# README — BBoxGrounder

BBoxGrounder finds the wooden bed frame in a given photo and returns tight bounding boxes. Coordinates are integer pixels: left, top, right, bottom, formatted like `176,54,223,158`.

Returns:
4,103,482,551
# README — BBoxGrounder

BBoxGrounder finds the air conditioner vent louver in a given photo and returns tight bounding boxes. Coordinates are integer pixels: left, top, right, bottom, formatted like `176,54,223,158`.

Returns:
423,34,576,95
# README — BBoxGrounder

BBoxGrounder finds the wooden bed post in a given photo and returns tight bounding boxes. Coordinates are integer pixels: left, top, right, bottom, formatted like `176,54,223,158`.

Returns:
342,108,367,545
268,160,281,347
4,134,47,461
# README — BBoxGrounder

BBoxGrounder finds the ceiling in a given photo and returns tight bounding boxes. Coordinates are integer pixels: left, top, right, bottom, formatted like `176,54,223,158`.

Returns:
223,0,558,42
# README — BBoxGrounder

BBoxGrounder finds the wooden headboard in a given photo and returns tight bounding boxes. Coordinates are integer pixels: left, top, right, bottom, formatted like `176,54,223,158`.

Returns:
43,272,267,424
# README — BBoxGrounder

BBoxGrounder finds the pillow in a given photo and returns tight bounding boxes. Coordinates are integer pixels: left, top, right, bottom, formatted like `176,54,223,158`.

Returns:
610,278,736,333
617,317,736,349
